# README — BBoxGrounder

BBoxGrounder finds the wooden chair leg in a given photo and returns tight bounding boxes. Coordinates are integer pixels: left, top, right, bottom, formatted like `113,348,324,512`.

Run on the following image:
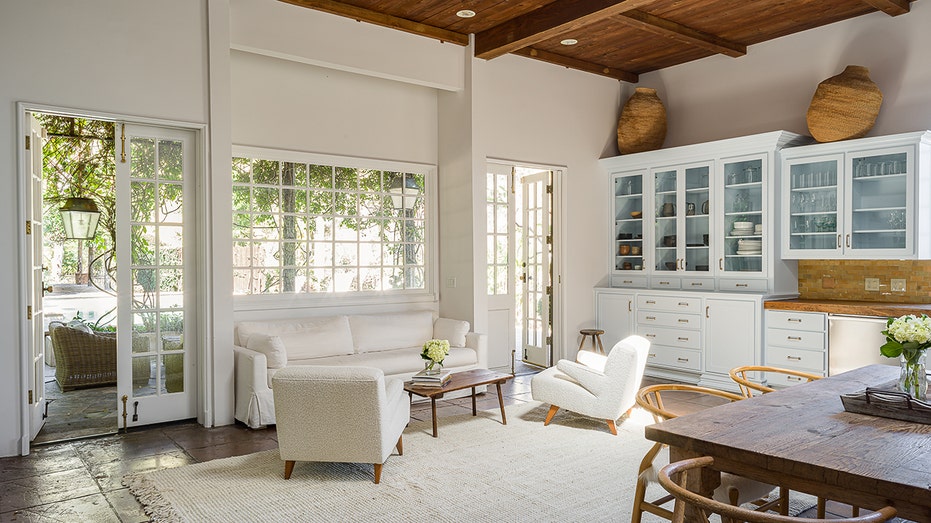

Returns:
396,435,403,456
817,497,826,518
284,460,295,480
606,419,618,435
779,487,789,515
543,405,559,425
631,477,647,523
373,463,382,484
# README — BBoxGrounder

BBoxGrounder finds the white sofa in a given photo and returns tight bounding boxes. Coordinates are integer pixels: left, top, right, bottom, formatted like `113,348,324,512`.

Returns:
233,311,488,428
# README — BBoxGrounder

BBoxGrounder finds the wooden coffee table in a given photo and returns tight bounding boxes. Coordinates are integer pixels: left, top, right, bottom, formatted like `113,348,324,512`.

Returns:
404,368,513,437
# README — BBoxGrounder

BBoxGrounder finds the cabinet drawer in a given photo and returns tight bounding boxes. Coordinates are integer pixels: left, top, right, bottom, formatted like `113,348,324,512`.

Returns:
638,310,701,330
651,277,681,290
765,310,826,332
637,295,702,312
766,327,826,351
718,278,768,292
765,345,826,374
638,325,701,349
646,346,701,372
681,277,715,290
611,274,649,288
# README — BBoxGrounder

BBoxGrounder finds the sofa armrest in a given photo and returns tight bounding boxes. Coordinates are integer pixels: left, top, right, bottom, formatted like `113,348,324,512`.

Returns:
465,331,488,369
233,345,272,427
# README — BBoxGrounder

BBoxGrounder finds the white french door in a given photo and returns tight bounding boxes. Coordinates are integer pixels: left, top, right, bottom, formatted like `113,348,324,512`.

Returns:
115,123,196,427
25,113,47,442
521,171,552,367
486,163,517,369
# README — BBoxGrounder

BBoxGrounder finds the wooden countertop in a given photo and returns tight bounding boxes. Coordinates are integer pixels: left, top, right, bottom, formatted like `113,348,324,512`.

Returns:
764,298,931,317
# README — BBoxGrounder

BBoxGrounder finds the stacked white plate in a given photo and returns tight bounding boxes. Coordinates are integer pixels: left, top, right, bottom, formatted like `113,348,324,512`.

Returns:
737,239,762,255
731,221,754,236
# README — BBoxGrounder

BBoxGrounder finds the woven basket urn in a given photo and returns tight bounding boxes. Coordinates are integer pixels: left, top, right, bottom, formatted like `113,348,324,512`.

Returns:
806,65,883,143
617,87,667,154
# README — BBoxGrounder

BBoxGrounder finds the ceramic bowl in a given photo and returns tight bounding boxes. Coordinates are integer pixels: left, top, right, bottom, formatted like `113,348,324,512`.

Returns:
733,221,754,229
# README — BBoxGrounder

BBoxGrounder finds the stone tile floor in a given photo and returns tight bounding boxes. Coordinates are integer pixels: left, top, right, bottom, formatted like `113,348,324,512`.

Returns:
0,364,870,521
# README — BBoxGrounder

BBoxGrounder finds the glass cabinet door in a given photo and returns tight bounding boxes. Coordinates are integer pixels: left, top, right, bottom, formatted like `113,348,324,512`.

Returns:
653,169,678,273
847,148,911,254
786,154,841,256
722,157,766,273
613,172,644,272
684,165,711,274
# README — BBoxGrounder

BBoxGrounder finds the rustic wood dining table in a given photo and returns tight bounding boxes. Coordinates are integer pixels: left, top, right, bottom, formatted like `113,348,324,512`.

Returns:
644,364,931,521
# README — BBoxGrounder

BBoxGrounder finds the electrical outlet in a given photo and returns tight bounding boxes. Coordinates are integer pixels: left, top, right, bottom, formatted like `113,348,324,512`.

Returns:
446,277,457,288
865,278,880,291
891,278,907,292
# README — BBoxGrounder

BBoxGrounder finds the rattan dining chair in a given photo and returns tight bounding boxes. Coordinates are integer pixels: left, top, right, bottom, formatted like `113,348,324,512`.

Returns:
729,365,823,398
658,456,898,523
631,384,783,523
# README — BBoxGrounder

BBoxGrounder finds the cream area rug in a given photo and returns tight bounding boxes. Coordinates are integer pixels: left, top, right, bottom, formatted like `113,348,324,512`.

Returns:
123,402,807,522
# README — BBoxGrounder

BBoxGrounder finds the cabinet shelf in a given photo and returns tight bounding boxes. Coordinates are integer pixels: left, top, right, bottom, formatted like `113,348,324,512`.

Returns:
790,211,836,216
726,234,761,239
686,214,709,219
685,187,710,193
853,172,906,182
790,185,836,192
615,193,643,198
616,218,643,223
790,231,835,236
852,229,907,234
616,239,643,242
852,206,906,213
726,254,763,257
725,181,762,189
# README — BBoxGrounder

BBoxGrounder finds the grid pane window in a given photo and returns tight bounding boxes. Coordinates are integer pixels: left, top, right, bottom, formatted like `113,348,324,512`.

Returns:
233,156,428,295
486,171,509,295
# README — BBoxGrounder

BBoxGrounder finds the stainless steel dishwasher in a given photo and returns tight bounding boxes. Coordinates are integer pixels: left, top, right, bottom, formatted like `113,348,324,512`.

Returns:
828,314,899,375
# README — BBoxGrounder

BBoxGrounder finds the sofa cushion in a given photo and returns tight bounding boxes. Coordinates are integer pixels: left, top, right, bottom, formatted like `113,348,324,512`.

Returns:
238,316,354,361
284,346,479,380
433,318,470,347
349,311,434,353
245,334,287,369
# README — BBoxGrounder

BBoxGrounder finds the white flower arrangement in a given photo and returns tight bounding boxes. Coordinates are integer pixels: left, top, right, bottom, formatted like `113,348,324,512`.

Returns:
881,314,931,356
421,339,450,367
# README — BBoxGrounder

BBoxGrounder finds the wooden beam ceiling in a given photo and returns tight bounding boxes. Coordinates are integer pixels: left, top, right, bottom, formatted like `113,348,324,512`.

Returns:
861,0,910,16
474,0,655,60
617,11,746,58
513,47,639,83
279,0,469,45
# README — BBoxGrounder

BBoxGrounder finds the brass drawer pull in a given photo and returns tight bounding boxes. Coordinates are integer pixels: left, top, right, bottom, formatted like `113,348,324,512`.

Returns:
678,319,689,323
787,375,802,382
648,353,656,358
644,334,656,338
786,355,802,361
646,316,656,320
677,337,689,342
691,282,703,286
678,302,689,306
787,318,802,323
677,357,689,363
646,300,656,304
623,280,633,284
736,283,748,288
787,336,802,341
658,281,671,285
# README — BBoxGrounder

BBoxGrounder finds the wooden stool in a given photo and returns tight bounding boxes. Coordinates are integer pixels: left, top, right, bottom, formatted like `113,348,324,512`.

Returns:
578,329,606,354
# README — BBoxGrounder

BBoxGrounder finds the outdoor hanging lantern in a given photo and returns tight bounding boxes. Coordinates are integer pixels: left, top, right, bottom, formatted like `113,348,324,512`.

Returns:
389,175,422,210
59,197,101,240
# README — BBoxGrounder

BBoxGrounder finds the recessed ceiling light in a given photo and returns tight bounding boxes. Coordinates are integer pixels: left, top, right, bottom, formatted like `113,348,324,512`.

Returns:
560,38,579,46
456,9,476,18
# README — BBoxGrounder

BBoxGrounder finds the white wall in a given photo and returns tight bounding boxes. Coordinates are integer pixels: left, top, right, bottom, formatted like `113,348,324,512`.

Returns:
638,2,931,147
230,50,438,164
0,1,210,456
473,54,622,360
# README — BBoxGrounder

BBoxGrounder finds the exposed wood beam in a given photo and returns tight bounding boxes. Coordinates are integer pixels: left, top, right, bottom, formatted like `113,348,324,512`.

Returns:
278,0,469,46
475,0,655,60
861,0,910,16
512,47,639,83
618,11,746,58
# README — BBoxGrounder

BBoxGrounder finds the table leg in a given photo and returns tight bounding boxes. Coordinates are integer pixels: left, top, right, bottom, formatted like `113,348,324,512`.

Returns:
496,382,507,425
431,397,438,438
472,386,477,415
669,446,719,520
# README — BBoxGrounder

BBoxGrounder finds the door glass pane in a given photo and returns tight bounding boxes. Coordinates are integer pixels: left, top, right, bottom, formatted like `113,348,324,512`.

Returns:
684,166,710,273
614,173,643,271
654,170,677,272
723,159,765,272
850,152,907,250
788,160,838,252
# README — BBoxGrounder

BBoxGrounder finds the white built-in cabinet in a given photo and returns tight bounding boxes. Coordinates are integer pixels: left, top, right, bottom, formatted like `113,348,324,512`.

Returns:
595,287,764,389
602,131,808,294
781,131,931,259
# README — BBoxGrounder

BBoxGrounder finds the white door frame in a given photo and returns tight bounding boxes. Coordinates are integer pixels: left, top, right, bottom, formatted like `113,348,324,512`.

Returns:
486,158,566,367
15,102,211,454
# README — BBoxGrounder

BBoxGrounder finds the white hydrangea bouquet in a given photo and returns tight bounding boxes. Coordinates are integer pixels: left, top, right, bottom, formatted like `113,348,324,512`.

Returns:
880,314,931,399
421,339,450,374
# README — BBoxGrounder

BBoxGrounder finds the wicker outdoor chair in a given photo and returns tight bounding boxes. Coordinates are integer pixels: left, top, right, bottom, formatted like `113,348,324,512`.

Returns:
49,326,118,391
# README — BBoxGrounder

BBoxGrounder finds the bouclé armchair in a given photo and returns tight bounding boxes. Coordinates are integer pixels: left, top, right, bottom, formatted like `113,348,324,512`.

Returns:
272,365,410,483
531,335,650,435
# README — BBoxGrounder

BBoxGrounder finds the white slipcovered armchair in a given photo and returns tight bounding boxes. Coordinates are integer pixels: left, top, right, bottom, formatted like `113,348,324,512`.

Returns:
272,366,410,484
531,335,650,435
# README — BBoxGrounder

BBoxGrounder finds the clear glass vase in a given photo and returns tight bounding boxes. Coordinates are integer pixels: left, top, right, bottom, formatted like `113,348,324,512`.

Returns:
898,351,927,400
424,360,443,376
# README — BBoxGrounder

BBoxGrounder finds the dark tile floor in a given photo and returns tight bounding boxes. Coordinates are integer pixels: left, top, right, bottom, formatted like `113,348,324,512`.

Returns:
0,364,871,521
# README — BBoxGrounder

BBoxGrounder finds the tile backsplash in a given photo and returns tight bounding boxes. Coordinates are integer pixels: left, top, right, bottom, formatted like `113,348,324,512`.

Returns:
798,260,931,303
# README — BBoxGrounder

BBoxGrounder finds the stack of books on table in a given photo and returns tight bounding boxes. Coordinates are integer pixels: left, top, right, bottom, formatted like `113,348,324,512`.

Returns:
411,368,452,387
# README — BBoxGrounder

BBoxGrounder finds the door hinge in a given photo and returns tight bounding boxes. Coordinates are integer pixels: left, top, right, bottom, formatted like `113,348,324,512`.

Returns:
25,220,32,235
25,135,30,150
546,184,553,194
546,235,552,245
546,285,553,295
28,389,33,404
546,336,553,347
27,305,33,320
